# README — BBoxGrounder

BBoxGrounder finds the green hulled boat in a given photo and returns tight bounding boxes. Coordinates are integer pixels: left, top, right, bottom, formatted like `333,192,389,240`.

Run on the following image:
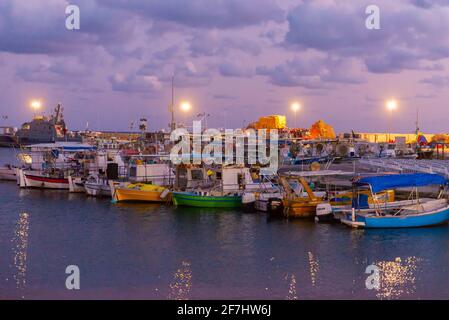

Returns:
172,191,242,208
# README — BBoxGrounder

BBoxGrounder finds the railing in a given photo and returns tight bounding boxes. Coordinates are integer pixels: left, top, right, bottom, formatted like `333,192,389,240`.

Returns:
359,158,449,178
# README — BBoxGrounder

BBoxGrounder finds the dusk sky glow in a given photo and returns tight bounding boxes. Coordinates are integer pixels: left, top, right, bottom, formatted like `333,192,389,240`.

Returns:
1,0,449,133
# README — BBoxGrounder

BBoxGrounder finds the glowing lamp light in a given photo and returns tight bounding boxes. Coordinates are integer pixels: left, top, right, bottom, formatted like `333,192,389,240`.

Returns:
386,99,398,112
180,101,192,112
30,100,41,111
291,102,301,112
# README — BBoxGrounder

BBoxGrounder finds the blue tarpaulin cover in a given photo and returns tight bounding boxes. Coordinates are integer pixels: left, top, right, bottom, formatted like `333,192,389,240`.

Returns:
356,173,447,193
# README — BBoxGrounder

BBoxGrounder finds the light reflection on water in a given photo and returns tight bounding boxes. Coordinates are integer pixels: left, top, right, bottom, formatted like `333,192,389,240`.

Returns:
375,256,421,300
308,251,319,287
168,261,192,300
12,212,29,298
285,274,298,300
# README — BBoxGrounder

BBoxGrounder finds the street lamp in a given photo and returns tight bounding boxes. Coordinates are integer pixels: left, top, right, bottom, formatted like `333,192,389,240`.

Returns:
385,99,398,142
179,101,192,129
180,101,192,112
291,101,301,128
386,99,398,112
30,100,42,117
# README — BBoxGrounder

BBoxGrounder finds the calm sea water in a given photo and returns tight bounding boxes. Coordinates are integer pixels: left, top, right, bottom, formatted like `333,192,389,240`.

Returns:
1,148,449,300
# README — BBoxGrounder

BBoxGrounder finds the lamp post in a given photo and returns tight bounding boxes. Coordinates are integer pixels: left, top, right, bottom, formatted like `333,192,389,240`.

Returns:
291,102,301,128
169,75,175,131
386,99,398,143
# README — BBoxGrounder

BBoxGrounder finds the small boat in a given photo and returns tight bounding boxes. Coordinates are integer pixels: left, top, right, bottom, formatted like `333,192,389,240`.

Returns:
172,165,258,209
85,174,111,197
241,169,282,212
0,164,17,181
22,170,69,189
269,170,355,219
172,191,242,208
111,182,169,203
68,175,85,193
315,189,395,223
340,173,449,228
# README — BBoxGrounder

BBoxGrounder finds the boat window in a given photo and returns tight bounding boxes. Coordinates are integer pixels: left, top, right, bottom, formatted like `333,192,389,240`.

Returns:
191,169,204,180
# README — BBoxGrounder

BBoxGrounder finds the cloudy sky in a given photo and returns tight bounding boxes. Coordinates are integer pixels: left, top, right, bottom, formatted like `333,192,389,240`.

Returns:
0,0,448,133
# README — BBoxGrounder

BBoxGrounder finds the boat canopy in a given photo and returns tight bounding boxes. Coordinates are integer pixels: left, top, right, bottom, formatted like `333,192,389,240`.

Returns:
283,170,352,177
356,173,447,193
27,142,96,151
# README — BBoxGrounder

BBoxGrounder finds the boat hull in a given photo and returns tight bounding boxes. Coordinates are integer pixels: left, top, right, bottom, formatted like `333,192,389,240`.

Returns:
0,166,17,181
283,200,321,218
342,206,449,228
113,188,165,202
172,192,242,208
85,183,111,197
68,176,85,193
24,173,69,189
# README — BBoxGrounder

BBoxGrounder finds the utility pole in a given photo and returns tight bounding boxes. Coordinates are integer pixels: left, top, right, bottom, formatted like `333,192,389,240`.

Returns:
170,75,175,132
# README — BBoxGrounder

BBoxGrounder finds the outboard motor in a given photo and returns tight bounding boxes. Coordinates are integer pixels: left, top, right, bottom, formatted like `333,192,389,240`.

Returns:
242,193,257,213
315,203,335,223
267,198,284,218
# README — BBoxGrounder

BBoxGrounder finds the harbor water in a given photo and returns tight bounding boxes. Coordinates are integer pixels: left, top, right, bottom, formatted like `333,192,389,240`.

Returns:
1,148,449,299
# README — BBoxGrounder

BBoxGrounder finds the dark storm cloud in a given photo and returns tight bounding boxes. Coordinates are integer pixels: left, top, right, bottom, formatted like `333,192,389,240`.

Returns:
16,60,92,84
256,55,364,88
98,0,284,29
189,32,261,57
219,62,253,78
0,0,133,55
109,73,163,94
284,1,449,74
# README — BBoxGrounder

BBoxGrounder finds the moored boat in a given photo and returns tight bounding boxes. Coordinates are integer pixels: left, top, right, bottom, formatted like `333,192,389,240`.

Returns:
0,164,17,181
172,191,242,208
269,170,355,219
340,173,449,228
85,174,111,197
68,175,85,193
111,182,169,202
22,170,69,189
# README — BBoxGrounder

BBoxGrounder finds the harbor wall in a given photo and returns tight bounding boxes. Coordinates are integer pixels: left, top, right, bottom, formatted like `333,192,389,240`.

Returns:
348,133,435,144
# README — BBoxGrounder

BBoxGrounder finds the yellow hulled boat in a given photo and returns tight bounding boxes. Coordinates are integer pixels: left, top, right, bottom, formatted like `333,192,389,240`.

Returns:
112,183,170,203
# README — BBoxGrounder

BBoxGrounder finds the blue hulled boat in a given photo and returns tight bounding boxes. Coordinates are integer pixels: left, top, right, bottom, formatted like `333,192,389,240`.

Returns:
340,173,449,229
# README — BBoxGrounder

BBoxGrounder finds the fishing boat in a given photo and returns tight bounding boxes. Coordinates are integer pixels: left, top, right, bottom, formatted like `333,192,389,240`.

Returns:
315,189,395,223
0,126,18,147
20,169,69,189
0,164,17,181
267,170,356,219
241,168,282,212
267,170,393,219
68,175,85,193
110,156,173,203
172,191,242,208
340,173,449,228
172,166,253,208
85,174,111,197
111,182,169,202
